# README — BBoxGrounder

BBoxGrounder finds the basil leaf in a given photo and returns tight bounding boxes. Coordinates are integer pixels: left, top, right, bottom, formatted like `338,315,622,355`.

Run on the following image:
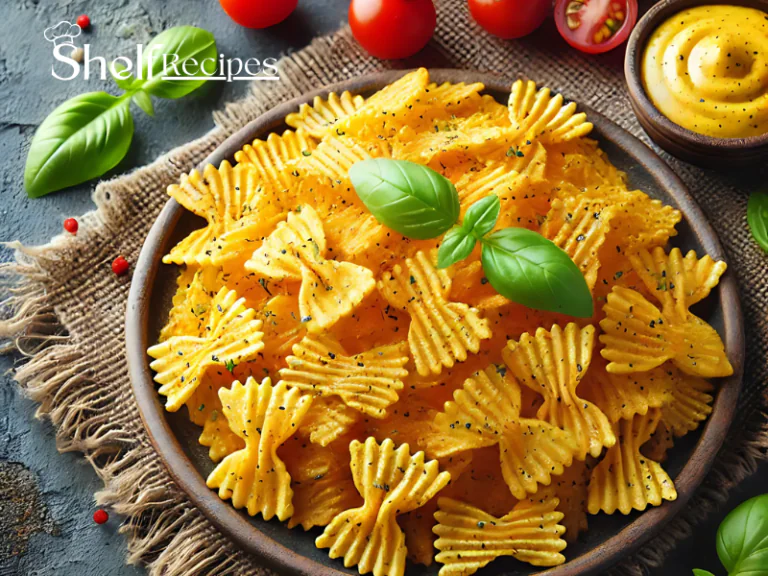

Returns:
350,158,460,240
716,494,768,576
110,61,138,91
132,91,155,117
747,192,768,253
437,227,476,269
24,92,134,198
463,195,500,239
480,227,593,317
692,571,715,576
140,26,217,99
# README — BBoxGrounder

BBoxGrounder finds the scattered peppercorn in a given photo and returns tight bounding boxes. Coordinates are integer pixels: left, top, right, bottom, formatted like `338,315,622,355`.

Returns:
112,255,129,276
76,14,91,30
93,509,109,524
63,218,78,235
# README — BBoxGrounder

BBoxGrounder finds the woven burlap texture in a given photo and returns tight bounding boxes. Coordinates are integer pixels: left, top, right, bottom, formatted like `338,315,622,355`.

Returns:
2,1,767,574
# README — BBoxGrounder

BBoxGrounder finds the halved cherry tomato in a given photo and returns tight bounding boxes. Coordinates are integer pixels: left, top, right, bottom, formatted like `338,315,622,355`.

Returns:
555,0,638,54
468,0,550,40
219,0,297,29
349,0,436,60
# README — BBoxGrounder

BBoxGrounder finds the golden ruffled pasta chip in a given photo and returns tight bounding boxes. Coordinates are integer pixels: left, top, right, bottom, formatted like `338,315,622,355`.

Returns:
599,286,733,378
503,324,616,460
580,355,671,423
285,91,366,139
544,459,591,543
316,437,451,576
433,495,567,575
298,396,362,446
299,135,390,180
148,288,265,411
508,79,593,144
433,365,578,498
159,266,221,342
245,205,376,332
541,195,617,290
660,366,714,437
164,161,262,266
279,334,409,418
206,377,313,520
629,246,727,321
257,294,305,375
587,409,677,515
186,374,244,462
378,251,492,376
234,129,316,190
282,438,363,530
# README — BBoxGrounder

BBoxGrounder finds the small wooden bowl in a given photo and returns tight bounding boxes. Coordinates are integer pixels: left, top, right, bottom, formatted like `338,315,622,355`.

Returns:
625,0,768,168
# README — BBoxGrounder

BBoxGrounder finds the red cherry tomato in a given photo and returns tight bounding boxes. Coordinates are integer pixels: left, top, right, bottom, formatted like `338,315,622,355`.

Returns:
349,0,436,60
555,0,638,54
468,0,550,39
218,0,297,29
76,14,91,31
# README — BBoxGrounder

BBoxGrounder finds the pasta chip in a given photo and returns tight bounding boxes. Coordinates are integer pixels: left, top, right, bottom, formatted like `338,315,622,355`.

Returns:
285,91,366,139
234,129,316,190
299,396,362,446
399,498,439,566
299,135,390,180
257,294,305,375
503,324,616,460
587,409,677,515
159,266,221,342
508,79,593,144
283,438,363,530
147,288,265,411
545,459,591,543
164,161,262,266
599,286,733,378
206,378,313,520
580,355,671,423
279,334,409,418
245,205,376,332
186,374,244,462
316,437,451,576
661,366,714,437
378,251,492,376
629,246,727,321
433,495,567,575
433,365,578,498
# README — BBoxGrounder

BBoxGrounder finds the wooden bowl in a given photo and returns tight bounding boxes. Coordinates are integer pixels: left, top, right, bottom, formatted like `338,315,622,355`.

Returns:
126,69,744,576
625,0,768,168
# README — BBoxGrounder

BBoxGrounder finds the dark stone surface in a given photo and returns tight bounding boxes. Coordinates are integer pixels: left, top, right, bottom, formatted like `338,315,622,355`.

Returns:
0,1,760,575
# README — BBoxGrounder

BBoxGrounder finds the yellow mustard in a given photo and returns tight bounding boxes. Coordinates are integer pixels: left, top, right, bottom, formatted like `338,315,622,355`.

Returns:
641,4,768,139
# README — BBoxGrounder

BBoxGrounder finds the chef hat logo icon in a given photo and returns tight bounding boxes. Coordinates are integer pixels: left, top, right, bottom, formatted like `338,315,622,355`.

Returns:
44,21,82,48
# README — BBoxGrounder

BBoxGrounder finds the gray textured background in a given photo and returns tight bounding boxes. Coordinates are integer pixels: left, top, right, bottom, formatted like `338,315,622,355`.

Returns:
0,1,764,575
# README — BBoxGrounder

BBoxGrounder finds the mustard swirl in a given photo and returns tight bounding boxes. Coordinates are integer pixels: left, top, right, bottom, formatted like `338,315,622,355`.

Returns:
641,4,768,139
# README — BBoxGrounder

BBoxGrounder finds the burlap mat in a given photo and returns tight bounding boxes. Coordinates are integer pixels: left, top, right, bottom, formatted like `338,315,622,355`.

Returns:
2,1,766,574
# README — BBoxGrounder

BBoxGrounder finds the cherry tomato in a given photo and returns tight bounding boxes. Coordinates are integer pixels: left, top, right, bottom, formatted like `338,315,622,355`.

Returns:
555,0,638,54
468,0,550,40
349,0,436,60
219,0,297,29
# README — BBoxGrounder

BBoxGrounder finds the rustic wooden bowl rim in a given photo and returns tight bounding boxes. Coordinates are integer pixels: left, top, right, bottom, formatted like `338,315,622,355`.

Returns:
126,69,745,576
625,0,768,150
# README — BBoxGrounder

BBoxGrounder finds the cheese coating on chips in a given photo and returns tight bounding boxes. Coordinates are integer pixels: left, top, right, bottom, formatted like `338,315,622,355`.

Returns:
433,495,567,575
147,287,265,411
587,409,677,515
206,377,312,520
285,91,366,139
279,334,409,418
503,324,616,460
378,251,492,377
316,437,451,576
245,205,376,332
234,129,316,191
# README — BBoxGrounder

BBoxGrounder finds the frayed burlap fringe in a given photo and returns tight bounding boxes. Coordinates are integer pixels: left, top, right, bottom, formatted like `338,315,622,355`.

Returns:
2,3,767,575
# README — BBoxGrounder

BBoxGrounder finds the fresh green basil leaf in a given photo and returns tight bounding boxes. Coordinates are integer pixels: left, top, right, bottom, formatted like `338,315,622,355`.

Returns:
140,26,217,99
747,192,768,253
437,227,476,269
716,494,768,576
692,570,715,576
24,92,134,198
110,61,138,91
463,195,500,239
132,90,155,117
350,158,460,240
480,227,593,317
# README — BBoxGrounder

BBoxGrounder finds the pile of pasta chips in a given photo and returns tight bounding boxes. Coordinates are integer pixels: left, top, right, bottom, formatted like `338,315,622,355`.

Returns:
150,68,733,576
